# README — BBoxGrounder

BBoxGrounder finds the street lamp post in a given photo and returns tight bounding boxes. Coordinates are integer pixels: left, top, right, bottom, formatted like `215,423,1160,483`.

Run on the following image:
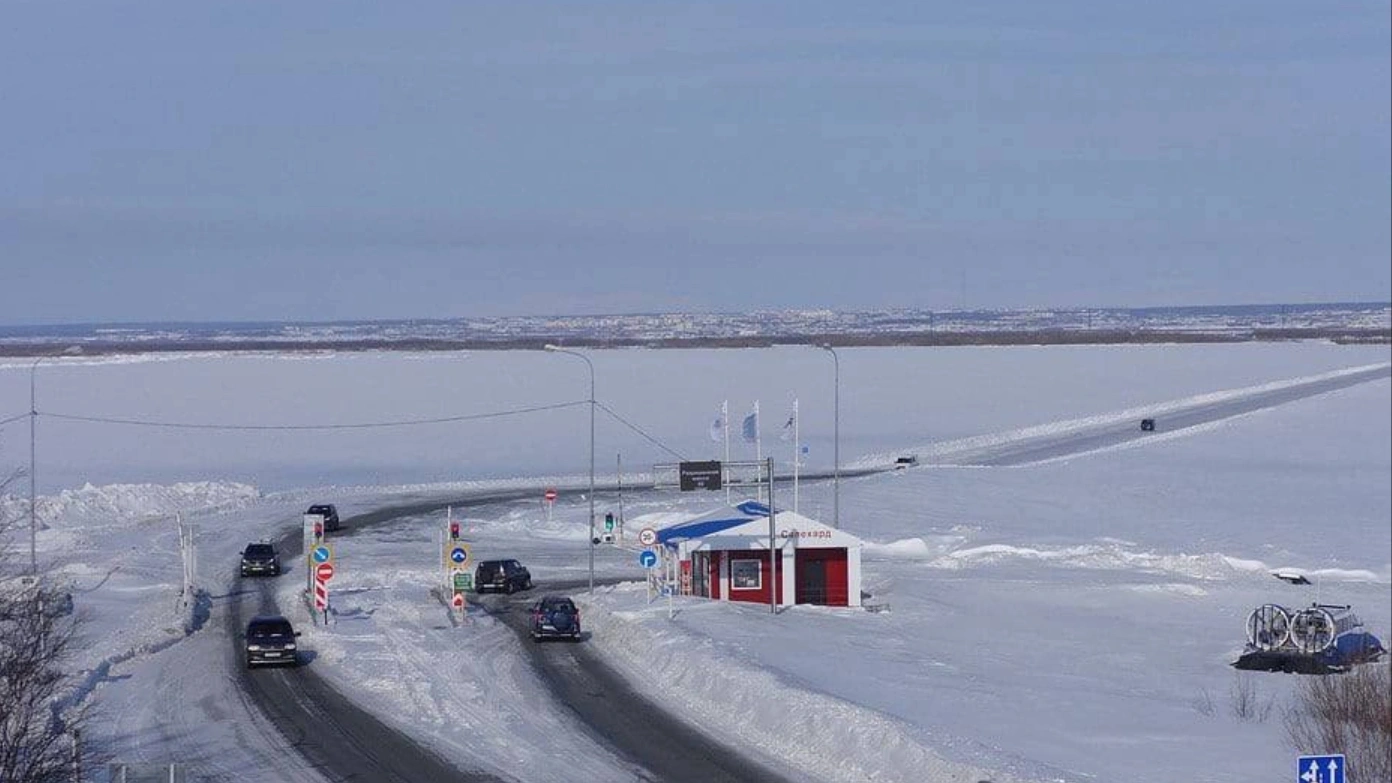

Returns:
544,345,596,594
818,345,840,529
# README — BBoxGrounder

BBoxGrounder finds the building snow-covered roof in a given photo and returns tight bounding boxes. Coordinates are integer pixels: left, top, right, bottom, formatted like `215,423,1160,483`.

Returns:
657,500,862,550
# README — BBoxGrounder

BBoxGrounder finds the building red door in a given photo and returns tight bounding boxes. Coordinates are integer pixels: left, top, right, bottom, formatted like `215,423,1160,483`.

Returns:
794,548,848,606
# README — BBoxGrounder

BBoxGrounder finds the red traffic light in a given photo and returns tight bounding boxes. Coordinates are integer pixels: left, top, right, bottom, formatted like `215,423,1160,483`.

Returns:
449,521,461,539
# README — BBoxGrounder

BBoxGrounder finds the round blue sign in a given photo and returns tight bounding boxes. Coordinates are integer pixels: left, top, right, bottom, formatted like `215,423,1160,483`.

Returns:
639,550,658,569
312,546,331,563
450,547,469,564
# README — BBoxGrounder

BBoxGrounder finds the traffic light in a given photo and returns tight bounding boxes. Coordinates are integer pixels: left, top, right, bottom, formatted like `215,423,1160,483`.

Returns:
604,512,615,532
449,521,460,540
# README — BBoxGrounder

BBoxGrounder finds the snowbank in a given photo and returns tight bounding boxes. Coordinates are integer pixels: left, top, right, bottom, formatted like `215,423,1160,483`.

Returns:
579,583,1036,783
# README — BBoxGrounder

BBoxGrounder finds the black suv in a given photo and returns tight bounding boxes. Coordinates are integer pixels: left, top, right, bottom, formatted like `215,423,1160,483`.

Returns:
240,542,282,577
474,559,532,594
307,504,341,531
244,614,300,668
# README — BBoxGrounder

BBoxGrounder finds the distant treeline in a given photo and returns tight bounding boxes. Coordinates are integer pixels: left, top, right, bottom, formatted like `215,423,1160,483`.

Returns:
1,326,1387,357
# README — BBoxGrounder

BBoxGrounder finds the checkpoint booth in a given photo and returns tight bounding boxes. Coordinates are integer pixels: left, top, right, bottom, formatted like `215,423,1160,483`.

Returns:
657,500,863,608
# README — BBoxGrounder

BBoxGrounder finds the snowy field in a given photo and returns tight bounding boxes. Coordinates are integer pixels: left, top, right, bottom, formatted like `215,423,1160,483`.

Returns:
0,342,1388,782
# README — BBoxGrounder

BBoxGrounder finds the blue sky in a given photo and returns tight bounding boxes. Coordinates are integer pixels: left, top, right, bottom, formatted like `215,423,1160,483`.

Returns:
3,1,1388,324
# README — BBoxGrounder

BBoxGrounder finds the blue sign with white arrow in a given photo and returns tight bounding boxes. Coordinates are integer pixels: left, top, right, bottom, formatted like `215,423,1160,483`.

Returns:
312,545,332,564
1298,754,1345,783
450,547,469,565
639,550,658,569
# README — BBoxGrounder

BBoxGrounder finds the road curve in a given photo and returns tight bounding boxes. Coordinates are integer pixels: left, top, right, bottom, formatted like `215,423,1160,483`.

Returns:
232,532,504,783
238,490,800,783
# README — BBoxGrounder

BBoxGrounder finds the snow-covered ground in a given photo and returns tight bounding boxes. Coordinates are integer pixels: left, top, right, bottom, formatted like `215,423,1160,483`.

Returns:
0,342,1387,782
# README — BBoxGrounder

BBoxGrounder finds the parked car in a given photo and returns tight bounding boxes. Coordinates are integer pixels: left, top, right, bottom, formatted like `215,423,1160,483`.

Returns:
474,559,532,594
306,503,341,531
529,595,581,641
1140,418,1156,432
240,542,282,577
244,614,300,668
893,455,918,469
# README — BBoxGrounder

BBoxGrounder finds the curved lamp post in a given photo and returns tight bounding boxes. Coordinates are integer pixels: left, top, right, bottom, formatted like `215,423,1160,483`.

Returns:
818,345,840,529
543,345,596,594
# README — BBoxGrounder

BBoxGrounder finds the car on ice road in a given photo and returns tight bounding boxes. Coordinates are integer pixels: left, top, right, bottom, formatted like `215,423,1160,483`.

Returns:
530,595,582,641
474,559,532,594
240,542,282,577
245,615,301,668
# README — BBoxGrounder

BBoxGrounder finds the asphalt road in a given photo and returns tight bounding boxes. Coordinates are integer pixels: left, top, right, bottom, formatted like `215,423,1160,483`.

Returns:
476,585,798,783
231,528,504,783
235,489,804,783
938,364,1391,467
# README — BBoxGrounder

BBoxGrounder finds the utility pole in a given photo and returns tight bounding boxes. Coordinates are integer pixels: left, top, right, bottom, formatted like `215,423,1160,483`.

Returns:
767,457,777,615
30,356,54,576
544,345,596,594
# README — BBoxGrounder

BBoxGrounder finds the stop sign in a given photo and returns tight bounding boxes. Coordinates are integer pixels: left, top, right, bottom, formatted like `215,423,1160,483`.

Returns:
315,562,335,582
544,488,558,502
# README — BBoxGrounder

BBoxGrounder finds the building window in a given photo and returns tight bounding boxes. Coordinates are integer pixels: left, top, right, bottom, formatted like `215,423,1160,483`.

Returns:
731,559,761,590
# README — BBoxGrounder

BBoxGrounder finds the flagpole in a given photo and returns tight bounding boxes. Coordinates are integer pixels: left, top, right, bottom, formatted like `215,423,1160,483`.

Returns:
754,400,762,502
792,398,799,514
722,399,730,504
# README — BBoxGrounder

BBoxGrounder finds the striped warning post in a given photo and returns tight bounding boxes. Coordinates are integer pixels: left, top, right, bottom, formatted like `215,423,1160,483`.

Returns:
314,577,329,612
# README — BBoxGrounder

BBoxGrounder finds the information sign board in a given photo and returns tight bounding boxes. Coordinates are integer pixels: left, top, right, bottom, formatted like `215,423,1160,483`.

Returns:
678,460,722,491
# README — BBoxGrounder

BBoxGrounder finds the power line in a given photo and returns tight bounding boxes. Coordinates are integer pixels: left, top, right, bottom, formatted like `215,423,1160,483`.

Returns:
41,400,588,431
27,397,689,463
595,401,686,461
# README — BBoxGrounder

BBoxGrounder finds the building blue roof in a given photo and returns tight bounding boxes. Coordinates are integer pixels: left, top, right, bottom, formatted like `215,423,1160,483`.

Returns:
656,500,774,546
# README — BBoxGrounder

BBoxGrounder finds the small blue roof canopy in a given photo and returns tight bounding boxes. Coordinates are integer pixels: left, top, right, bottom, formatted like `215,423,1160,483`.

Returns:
656,501,772,547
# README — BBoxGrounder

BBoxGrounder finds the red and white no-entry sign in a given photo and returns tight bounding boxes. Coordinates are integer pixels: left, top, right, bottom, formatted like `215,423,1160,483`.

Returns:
315,562,335,582
544,488,558,503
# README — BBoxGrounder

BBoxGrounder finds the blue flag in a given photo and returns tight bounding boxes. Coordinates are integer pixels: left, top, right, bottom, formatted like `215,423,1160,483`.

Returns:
741,409,758,443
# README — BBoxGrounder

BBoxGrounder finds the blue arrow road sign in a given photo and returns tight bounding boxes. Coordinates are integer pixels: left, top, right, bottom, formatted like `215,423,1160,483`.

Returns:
312,546,331,564
1298,754,1345,783
450,547,469,564
639,550,658,569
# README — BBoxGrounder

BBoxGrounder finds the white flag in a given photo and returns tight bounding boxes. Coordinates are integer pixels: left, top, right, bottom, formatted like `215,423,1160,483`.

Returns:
709,401,726,443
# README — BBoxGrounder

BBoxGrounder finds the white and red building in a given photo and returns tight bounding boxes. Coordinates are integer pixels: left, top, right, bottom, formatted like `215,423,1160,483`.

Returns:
656,500,863,608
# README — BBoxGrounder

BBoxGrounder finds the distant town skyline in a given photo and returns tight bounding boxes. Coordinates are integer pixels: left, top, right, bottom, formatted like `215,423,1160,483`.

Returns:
3,1,1388,326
